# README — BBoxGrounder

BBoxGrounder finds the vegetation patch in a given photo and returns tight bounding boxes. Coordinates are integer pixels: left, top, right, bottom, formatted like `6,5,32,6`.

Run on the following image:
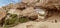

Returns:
3,14,29,27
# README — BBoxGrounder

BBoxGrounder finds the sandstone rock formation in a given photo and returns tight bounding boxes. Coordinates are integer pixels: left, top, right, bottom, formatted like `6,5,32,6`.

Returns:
1,0,60,23
0,0,60,28
21,0,60,23
0,8,6,25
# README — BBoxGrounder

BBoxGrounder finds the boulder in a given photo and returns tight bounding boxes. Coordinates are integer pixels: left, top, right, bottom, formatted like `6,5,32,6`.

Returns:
21,7,38,20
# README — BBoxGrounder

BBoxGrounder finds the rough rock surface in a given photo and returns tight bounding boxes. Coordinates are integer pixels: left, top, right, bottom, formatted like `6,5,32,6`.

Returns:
2,0,60,23
0,8,6,25
22,0,60,10
22,0,60,22
1,0,60,28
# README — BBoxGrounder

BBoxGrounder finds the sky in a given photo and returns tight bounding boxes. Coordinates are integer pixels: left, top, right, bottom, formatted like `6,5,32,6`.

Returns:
0,0,21,7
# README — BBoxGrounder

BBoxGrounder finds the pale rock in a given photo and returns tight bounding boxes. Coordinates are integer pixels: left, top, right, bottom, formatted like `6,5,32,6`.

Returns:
22,7,37,17
22,0,38,3
8,9,22,15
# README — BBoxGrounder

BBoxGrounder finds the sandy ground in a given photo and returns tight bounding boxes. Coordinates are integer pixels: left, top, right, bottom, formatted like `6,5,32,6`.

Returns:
12,21,60,28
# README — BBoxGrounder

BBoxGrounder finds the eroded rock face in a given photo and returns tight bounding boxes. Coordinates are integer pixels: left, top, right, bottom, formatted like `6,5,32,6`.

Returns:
22,0,60,10
8,9,22,15
0,8,6,25
1,0,60,28
21,7,38,20
7,7,38,21
2,0,60,25
22,0,38,4
22,0,60,22
45,11,60,23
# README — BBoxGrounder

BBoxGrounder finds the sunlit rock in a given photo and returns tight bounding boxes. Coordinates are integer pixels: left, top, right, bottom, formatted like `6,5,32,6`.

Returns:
0,8,6,25
8,9,22,15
